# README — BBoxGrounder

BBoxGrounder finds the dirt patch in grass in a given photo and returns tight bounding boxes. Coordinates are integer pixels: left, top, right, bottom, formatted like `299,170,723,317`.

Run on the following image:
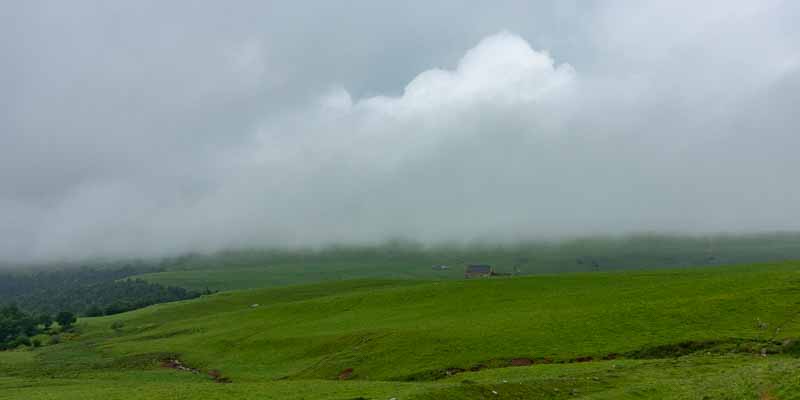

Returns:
760,391,777,400
160,356,231,383
338,368,354,380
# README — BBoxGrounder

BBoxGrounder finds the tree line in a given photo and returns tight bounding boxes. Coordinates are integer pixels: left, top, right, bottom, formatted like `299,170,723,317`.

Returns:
0,267,203,318
0,304,76,350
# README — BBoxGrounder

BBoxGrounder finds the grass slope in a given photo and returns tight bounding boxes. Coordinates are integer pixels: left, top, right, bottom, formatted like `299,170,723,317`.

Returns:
2,261,800,399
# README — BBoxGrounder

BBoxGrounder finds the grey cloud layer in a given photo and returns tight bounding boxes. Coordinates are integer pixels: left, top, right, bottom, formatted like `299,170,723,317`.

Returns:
2,1,799,261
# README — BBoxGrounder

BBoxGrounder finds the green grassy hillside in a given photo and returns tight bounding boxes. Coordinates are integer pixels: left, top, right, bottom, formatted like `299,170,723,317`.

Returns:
3,261,800,399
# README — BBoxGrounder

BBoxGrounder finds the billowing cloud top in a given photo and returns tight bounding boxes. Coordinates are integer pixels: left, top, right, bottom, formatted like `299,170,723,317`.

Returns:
2,1,799,261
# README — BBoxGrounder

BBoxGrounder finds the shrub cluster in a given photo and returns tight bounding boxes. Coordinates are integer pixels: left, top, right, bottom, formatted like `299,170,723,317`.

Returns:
0,304,75,350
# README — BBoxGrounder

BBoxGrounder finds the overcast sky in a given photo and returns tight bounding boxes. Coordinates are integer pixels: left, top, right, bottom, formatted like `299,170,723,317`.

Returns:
2,1,800,262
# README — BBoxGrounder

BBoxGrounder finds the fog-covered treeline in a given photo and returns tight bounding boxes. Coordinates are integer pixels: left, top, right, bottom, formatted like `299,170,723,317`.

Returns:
0,267,201,317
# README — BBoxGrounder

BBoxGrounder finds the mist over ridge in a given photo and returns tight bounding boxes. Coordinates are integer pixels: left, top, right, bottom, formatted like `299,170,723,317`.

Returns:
2,1,799,262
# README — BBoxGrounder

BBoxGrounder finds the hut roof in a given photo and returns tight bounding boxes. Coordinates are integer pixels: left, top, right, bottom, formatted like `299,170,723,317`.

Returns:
466,264,492,274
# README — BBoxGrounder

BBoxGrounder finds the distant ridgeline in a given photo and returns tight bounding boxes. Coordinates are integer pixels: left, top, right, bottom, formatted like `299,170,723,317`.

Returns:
0,265,203,317
151,232,800,276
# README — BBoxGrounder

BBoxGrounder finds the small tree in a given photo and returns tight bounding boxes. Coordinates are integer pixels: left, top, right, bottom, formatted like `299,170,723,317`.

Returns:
55,311,76,329
37,314,53,329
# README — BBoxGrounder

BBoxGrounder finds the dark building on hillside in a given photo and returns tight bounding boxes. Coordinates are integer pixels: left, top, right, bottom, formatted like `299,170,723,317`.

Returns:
464,264,494,279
